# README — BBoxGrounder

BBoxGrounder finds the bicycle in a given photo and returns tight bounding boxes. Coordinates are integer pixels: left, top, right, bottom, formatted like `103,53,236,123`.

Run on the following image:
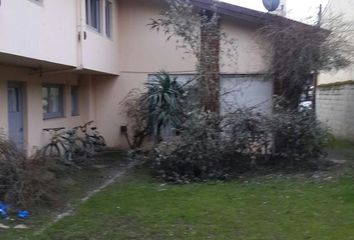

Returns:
42,127,67,160
42,127,88,164
62,128,88,162
77,121,106,153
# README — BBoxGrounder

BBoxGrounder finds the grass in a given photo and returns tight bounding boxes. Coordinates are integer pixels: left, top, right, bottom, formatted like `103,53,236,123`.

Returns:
328,139,354,159
3,143,354,240
29,166,354,240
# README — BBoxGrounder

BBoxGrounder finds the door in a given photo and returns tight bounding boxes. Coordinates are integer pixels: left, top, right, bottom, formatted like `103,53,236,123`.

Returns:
8,82,24,150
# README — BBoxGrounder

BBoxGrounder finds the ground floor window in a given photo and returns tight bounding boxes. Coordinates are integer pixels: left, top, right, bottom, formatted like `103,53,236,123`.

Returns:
42,84,64,119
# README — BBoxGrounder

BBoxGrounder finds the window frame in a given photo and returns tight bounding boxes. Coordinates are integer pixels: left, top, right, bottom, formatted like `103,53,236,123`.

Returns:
105,0,113,38
86,0,102,32
27,0,43,6
42,84,64,120
71,85,80,117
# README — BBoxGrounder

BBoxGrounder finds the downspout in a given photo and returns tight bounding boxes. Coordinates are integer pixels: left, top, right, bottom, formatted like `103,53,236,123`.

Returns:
76,0,84,70
76,0,95,123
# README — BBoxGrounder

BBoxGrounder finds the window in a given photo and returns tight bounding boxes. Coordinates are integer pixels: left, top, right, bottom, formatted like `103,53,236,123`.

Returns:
71,86,79,116
42,84,64,119
105,1,112,38
27,0,43,5
86,0,101,32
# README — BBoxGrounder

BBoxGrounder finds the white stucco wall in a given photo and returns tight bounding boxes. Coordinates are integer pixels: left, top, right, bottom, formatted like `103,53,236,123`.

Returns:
81,0,120,74
220,16,269,74
0,0,78,67
117,0,197,74
0,0,120,75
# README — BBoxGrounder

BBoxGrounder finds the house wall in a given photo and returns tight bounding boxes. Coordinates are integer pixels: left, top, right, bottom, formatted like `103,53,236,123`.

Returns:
117,0,197,74
0,0,78,67
81,0,120,74
0,65,98,155
220,16,269,74
91,0,272,148
0,0,120,74
0,0,274,151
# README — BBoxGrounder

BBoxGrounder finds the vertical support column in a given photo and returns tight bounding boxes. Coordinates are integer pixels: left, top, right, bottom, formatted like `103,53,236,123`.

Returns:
26,76,43,155
79,74,96,123
0,79,8,135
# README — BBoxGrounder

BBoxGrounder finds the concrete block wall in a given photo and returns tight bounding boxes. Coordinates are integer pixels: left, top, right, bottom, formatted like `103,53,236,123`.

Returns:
317,83,354,140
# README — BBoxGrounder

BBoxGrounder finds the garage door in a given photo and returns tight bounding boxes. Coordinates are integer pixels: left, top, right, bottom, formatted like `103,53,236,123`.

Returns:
220,75,273,115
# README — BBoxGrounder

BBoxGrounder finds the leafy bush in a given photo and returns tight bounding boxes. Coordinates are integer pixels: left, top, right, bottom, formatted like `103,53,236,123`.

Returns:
271,110,329,168
152,111,231,183
120,89,151,150
150,109,329,183
222,109,273,159
151,110,258,183
0,136,59,208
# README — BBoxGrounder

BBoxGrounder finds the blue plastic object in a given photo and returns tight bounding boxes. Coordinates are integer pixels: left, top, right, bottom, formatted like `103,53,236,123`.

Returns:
17,210,29,219
0,202,8,218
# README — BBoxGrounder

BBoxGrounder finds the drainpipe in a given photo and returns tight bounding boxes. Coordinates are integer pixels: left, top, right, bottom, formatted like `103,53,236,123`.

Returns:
76,0,84,69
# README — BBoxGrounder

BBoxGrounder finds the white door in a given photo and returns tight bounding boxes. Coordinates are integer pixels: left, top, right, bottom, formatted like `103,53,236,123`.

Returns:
8,82,24,150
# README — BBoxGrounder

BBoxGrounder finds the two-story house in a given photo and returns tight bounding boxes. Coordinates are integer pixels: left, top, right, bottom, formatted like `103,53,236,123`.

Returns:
0,0,299,154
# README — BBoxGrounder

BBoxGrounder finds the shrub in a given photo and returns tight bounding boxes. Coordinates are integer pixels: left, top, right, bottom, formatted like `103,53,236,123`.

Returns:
151,110,251,183
120,89,151,150
150,109,329,183
0,136,59,208
271,110,329,168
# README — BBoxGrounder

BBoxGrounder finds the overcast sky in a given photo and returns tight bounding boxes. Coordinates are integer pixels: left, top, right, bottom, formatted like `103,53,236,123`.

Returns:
221,0,330,23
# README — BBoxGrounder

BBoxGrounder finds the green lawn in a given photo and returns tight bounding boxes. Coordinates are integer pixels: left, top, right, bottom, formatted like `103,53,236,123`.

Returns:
2,144,354,240
29,167,354,240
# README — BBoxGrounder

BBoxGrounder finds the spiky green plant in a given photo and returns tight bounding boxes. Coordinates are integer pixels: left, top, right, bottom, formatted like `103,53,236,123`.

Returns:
143,72,185,143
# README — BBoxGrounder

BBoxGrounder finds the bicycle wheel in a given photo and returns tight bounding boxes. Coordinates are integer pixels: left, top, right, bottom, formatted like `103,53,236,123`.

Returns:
98,136,106,146
84,140,95,158
94,136,106,152
72,138,88,160
42,143,62,160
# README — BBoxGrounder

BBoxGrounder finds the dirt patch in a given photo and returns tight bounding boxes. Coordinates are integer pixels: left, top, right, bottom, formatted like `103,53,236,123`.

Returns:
0,151,133,232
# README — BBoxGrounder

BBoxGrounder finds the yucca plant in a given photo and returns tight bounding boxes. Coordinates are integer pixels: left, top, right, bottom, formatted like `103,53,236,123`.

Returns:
143,71,185,143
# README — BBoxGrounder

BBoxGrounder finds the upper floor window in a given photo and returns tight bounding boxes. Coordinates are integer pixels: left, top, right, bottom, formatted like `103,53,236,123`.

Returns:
27,0,43,6
105,1,112,38
86,0,101,32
